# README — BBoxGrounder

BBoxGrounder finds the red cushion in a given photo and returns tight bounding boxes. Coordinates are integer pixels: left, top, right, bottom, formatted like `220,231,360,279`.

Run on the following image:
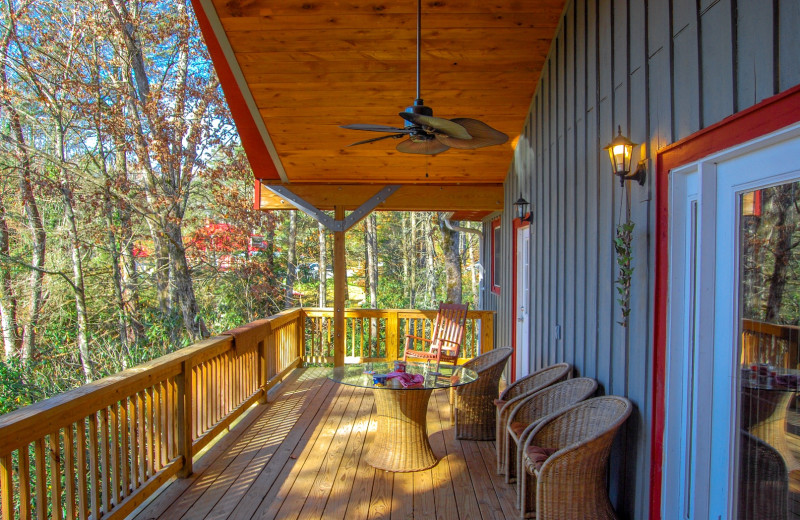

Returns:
509,421,527,437
523,445,557,474
493,398,507,408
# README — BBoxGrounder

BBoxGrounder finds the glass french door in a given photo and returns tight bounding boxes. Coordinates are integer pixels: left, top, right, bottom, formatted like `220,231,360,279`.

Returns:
664,124,800,519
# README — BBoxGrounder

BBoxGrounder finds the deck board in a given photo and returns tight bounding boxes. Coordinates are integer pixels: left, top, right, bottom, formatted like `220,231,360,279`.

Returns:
137,367,521,520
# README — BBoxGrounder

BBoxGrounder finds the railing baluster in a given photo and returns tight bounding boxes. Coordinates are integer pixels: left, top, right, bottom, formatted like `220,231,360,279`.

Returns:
119,400,129,499
100,408,110,513
76,420,87,520
159,381,168,467
109,404,119,505
177,359,193,478
34,437,45,520
18,445,30,520
128,396,138,490
49,430,62,520
87,414,100,518
136,391,145,485
0,454,13,520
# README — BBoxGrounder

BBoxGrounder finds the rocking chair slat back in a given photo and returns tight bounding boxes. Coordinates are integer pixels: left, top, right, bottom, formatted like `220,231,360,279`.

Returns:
404,302,469,372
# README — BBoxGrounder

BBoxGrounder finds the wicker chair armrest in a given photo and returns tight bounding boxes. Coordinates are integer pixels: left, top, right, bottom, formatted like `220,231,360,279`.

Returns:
500,377,544,401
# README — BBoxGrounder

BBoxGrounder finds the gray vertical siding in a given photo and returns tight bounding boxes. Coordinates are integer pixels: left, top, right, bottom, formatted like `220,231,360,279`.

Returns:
480,0,800,517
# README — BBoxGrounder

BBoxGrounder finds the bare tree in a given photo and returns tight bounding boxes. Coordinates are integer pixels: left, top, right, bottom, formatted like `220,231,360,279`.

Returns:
318,221,327,307
438,213,462,303
285,211,297,308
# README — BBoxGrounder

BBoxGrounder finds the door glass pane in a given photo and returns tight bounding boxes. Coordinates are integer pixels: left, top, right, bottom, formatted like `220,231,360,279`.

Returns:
738,182,800,519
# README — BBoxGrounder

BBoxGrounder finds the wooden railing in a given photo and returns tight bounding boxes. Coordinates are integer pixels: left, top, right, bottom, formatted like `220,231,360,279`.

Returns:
741,318,800,369
0,309,304,520
0,306,493,519
302,308,495,364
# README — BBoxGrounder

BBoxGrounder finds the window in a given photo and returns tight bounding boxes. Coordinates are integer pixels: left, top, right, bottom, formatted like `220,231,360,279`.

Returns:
491,218,501,294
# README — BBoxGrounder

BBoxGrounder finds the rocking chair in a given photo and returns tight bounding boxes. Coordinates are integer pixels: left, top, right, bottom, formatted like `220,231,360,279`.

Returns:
403,302,469,373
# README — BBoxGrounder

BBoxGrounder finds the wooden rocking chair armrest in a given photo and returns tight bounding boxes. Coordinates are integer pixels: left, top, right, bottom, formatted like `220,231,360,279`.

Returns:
404,335,432,343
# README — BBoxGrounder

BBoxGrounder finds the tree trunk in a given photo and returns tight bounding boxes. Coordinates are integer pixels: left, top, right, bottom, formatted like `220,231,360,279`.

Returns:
1,53,45,364
60,180,93,382
764,184,798,322
267,215,276,275
365,214,379,348
103,186,131,367
410,212,418,307
165,220,208,340
112,134,145,346
147,220,171,316
0,197,20,359
366,214,378,308
424,213,437,306
438,214,463,303
401,213,410,305
318,221,327,307
285,211,297,308
468,233,479,302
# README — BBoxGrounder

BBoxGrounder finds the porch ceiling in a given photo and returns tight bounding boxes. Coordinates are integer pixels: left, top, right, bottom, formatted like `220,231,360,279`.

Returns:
193,0,564,219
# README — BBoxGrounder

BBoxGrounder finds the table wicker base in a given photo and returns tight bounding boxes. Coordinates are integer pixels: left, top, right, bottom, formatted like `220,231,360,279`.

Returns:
365,387,438,472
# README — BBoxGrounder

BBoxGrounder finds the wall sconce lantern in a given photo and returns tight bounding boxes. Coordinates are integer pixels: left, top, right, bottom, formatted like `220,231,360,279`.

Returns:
604,126,646,187
513,195,533,224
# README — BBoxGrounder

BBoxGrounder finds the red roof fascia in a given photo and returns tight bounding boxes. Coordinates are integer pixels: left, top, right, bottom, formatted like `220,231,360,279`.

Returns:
189,0,280,182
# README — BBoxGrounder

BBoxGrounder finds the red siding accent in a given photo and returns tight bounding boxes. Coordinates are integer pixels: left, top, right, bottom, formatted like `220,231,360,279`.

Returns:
190,0,281,181
650,83,800,520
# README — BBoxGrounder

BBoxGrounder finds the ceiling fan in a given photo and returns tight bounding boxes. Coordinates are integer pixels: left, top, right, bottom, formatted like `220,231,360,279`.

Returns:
340,0,509,155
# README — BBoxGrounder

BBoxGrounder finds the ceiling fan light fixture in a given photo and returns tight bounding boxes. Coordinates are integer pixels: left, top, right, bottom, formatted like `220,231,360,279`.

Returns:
340,0,509,155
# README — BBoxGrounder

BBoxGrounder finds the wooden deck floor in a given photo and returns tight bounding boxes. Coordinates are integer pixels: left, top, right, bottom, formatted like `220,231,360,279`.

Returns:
133,367,518,520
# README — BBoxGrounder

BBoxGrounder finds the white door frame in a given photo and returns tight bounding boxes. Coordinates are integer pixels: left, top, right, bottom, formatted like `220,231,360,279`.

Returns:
663,122,800,519
515,224,531,380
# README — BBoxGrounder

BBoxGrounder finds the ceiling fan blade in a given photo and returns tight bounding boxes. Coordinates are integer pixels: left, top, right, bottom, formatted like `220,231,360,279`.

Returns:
435,118,509,149
340,124,411,133
398,112,472,140
396,138,450,155
346,133,406,147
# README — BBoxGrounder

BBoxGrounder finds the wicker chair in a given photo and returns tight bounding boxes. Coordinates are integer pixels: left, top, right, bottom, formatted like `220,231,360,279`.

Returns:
495,362,571,475
502,378,598,505
450,347,513,440
738,430,789,520
519,396,632,520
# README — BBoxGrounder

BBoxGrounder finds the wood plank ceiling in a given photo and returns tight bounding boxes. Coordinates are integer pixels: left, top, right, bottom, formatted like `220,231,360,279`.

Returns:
194,0,564,219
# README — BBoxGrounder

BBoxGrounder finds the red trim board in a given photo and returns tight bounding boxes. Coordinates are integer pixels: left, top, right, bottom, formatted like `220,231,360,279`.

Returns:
650,83,800,520
190,0,281,187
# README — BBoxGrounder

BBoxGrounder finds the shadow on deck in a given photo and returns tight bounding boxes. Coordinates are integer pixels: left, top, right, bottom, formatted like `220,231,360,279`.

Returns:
133,367,517,520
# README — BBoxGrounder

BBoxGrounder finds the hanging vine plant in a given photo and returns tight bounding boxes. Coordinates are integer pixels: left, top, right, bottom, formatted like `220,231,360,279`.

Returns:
614,220,635,327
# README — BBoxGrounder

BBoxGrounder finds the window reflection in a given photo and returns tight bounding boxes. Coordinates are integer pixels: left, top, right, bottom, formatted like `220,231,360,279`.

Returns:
738,182,800,519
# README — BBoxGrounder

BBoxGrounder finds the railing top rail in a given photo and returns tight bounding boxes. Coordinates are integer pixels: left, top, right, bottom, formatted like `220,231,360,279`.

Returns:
0,308,306,456
741,318,800,338
301,307,494,317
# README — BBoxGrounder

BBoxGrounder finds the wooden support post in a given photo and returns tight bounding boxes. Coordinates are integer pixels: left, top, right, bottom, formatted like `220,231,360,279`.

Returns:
334,206,346,367
177,360,193,477
386,310,399,361
481,312,495,354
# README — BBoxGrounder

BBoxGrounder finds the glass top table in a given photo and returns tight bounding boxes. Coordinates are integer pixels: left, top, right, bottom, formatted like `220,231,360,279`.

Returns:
329,361,478,390
328,362,479,472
